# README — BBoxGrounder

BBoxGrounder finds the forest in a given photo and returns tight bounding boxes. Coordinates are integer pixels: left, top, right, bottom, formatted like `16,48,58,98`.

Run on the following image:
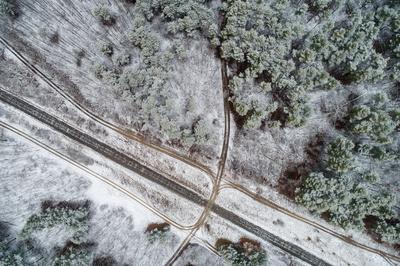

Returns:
1,0,399,257
96,0,400,247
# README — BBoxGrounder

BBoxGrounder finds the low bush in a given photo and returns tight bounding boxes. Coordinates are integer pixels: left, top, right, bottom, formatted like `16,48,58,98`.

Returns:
128,16,161,60
53,244,92,266
93,6,115,26
0,239,25,266
0,0,16,17
296,173,395,230
137,0,219,45
146,224,170,244
20,202,90,244
99,43,113,57
362,172,380,183
374,220,400,244
218,240,267,266
115,54,130,67
348,93,399,144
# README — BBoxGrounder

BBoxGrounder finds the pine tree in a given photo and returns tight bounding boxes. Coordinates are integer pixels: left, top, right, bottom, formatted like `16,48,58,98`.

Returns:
20,205,90,244
218,241,267,266
0,0,16,17
326,137,355,173
374,220,400,244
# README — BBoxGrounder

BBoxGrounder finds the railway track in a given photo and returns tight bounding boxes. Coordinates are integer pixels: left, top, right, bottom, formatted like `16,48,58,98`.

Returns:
219,182,400,263
0,121,190,231
0,35,216,183
0,88,331,266
1,7,399,265
0,88,208,208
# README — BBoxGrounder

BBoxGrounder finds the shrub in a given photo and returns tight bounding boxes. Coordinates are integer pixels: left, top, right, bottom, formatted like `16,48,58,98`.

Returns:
295,172,350,214
348,97,399,144
284,99,311,127
369,146,396,161
53,245,92,266
308,0,334,12
146,224,170,244
374,220,400,244
0,239,25,266
128,16,161,60
20,203,90,244
229,75,278,129
218,241,267,266
391,108,400,122
193,119,211,145
172,40,188,61
296,173,395,230
94,64,108,79
115,54,130,67
326,137,354,174
363,172,380,183
349,105,371,122
74,49,86,67
137,0,219,45
93,6,115,26
92,256,117,266
99,43,113,57
0,0,16,17
49,32,60,44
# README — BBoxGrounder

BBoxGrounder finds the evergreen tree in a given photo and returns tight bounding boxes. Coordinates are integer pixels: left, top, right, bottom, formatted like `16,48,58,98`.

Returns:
326,137,354,173
218,240,267,266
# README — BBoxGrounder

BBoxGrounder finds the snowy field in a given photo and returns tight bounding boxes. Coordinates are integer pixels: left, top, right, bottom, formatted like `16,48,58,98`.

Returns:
0,49,214,198
215,187,394,265
0,126,183,265
226,88,348,191
224,85,400,261
197,213,309,266
0,101,205,227
174,243,227,266
0,0,224,163
2,0,399,264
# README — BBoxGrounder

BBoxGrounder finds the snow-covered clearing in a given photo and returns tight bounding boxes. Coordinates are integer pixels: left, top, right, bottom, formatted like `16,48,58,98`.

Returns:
0,101,204,227
0,126,183,265
0,0,224,164
224,86,399,260
226,89,347,190
0,50,214,198
174,243,226,266
197,213,308,266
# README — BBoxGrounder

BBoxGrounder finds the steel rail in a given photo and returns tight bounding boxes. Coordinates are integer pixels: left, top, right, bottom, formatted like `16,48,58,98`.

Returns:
0,121,191,231
165,58,231,266
220,181,400,263
0,36,216,184
0,88,332,266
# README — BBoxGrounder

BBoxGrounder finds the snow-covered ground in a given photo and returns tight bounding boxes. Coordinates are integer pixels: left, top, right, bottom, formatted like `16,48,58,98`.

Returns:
224,86,400,262
226,89,347,190
2,0,398,264
0,0,224,164
0,101,205,227
197,213,309,266
0,49,214,198
174,243,227,266
0,126,183,265
215,187,394,266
